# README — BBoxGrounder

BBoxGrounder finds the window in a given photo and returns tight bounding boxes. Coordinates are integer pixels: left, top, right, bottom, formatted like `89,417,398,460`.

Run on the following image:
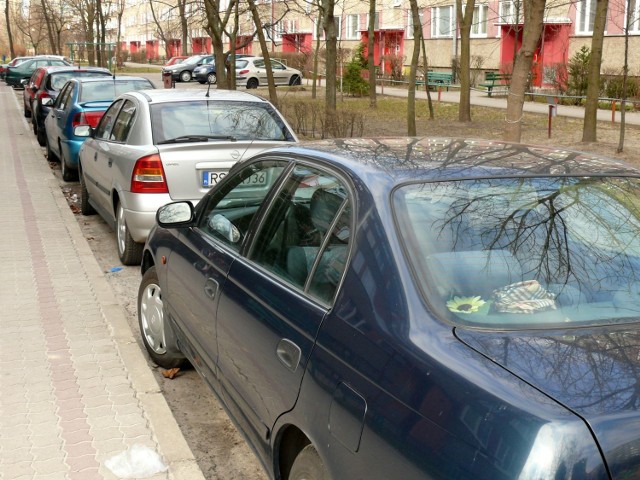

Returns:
629,0,640,32
335,16,343,40
94,99,123,140
346,14,359,39
499,0,524,24
432,6,453,37
110,100,136,142
250,165,351,303
472,4,488,36
576,0,597,33
406,11,414,39
366,12,380,30
55,83,73,110
198,161,288,251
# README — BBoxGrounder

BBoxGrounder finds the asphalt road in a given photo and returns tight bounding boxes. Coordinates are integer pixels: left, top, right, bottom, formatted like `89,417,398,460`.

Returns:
12,81,267,480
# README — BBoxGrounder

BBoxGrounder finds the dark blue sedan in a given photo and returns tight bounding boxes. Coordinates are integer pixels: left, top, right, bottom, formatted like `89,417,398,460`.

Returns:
138,137,640,479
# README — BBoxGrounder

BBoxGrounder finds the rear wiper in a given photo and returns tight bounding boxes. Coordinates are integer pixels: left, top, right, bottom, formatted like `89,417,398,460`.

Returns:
158,134,237,144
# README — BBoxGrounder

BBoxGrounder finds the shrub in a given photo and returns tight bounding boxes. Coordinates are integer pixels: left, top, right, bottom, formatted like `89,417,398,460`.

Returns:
603,70,640,99
566,46,595,104
340,43,369,97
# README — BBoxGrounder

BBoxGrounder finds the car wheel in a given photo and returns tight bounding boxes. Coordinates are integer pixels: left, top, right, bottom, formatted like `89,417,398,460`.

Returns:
24,102,31,118
289,445,329,480
289,75,302,86
246,78,259,89
37,126,46,147
79,170,96,215
207,73,217,84
32,112,37,135
138,266,186,368
60,149,77,182
46,137,58,162
179,70,191,82
116,201,143,265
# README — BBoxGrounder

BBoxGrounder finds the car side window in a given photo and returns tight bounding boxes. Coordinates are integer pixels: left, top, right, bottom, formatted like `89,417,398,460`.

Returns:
255,60,265,68
56,84,72,110
110,100,136,142
272,61,285,70
198,160,288,252
250,165,351,303
94,100,124,140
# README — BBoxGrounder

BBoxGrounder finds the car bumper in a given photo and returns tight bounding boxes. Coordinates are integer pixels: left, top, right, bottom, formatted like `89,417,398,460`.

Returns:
63,138,88,168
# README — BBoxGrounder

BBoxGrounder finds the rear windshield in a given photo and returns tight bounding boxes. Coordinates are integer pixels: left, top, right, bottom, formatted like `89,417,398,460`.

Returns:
150,100,295,143
79,80,152,102
49,71,111,90
394,177,640,329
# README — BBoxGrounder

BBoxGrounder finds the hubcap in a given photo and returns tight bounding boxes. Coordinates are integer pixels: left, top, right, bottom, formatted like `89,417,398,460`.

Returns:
117,204,126,256
139,282,166,354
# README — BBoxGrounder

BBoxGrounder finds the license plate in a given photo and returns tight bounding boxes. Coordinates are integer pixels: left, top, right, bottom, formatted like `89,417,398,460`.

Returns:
202,170,228,187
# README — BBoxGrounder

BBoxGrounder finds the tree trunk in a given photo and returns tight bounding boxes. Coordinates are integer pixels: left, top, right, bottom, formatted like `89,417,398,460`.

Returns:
504,0,545,142
311,14,322,99
40,0,57,54
367,0,376,108
322,0,337,112
407,0,422,135
179,0,188,56
582,0,608,142
617,0,632,153
421,29,435,120
248,0,278,105
6,0,15,58
457,0,475,122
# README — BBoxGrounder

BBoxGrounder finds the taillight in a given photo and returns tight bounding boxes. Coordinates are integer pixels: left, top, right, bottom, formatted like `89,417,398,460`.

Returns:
36,91,50,102
72,111,104,128
131,154,168,194
238,69,250,75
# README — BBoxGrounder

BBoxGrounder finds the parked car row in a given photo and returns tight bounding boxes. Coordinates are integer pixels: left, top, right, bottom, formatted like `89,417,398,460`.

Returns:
4,55,71,88
13,65,640,479
161,54,303,88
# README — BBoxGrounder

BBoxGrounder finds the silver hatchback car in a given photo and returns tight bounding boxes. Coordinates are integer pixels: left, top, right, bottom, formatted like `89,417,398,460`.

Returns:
76,89,297,265
235,57,303,89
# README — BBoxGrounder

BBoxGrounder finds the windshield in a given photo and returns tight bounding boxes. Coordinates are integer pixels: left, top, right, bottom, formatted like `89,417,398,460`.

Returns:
184,56,204,65
50,71,110,90
394,177,640,329
150,100,295,143
79,80,152,102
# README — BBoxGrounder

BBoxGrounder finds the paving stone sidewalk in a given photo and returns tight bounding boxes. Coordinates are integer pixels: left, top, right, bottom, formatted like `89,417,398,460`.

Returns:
0,87,205,480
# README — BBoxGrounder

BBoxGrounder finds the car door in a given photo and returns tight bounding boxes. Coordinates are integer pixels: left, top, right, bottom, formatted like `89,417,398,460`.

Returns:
81,99,125,217
270,60,289,85
45,82,73,157
165,160,290,377
215,163,353,442
253,59,269,85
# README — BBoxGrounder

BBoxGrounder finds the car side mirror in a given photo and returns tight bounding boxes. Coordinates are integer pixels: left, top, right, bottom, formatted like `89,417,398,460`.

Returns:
157,201,195,227
73,125,94,138
41,97,53,106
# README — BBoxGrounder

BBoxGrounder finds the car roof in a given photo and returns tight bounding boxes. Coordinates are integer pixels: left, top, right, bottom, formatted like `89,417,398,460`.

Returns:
261,137,640,183
125,88,269,104
42,65,111,75
72,75,150,84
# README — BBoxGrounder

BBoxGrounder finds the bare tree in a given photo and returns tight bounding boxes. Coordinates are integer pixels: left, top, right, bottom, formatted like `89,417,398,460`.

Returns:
367,0,376,108
40,0,57,53
321,0,337,112
582,0,609,142
457,0,475,122
617,0,634,153
504,0,546,142
5,0,15,57
247,0,278,104
407,0,423,135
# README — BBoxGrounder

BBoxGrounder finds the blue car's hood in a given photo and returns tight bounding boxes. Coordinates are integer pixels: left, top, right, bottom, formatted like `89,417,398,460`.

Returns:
456,325,640,479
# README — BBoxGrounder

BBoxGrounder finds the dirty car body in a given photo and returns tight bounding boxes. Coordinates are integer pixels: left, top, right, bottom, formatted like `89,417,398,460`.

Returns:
138,137,640,479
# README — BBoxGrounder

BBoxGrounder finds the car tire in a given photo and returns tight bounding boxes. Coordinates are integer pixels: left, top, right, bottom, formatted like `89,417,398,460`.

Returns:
289,75,302,86
207,73,217,84
289,445,329,480
246,78,259,89
79,170,96,215
179,70,191,82
138,266,186,369
32,112,37,135
46,137,58,162
37,126,46,147
60,149,77,182
116,201,143,265
24,102,31,118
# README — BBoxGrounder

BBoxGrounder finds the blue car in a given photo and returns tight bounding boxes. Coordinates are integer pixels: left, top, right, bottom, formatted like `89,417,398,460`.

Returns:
44,76,154,181
139,137,640,479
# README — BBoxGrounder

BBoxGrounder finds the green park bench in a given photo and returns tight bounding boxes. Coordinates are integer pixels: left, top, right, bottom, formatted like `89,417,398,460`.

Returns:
479,72,511,97
416,71,454,91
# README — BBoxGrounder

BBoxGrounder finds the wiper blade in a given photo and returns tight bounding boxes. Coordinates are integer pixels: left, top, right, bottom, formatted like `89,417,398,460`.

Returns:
158,134,237,144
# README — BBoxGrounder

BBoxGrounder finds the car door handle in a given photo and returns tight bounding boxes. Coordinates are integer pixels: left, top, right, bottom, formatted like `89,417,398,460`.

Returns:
204,278,218,300
276,338,301,373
